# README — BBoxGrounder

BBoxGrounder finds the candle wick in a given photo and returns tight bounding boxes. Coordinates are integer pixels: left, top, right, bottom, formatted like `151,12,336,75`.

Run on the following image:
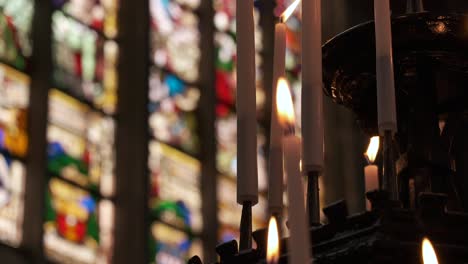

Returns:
364,153,372,165
283,124,295,136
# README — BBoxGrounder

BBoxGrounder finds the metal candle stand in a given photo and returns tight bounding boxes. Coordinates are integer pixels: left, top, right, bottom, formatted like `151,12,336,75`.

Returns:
239,201,253,251
307,170,321,226
191,192,468,264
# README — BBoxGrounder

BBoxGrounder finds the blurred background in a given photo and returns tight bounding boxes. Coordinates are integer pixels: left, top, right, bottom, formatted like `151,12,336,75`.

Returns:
0,0,465,263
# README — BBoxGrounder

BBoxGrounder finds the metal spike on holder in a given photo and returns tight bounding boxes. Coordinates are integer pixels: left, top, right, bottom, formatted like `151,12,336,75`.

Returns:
382,130,398,200
239,201,253,251
307,170,321,226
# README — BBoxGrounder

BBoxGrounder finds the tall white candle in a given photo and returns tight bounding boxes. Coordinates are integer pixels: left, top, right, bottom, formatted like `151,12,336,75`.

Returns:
374,0,397,134
284,136,311,264
302,0,324,172
236,0,258,204
277,78,311,264
268,21,286,214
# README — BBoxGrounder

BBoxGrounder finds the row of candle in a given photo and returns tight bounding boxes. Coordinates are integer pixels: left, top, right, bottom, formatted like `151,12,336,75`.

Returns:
237,0,399,263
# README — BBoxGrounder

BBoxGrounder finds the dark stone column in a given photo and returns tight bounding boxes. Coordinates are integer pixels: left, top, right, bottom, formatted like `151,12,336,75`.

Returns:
22,0,52,262
113,0,150,263
198,0,218,261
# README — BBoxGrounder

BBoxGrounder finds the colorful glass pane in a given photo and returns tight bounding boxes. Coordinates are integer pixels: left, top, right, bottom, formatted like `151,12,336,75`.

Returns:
44,178,114,264
149,222,200,264
48,89,115,195
44,90,115,263
0,64,29,246
52,0,119,38
150,0,200,83
0,0,34,70
148,141,202,233
52,11,118,114
149,69,200,155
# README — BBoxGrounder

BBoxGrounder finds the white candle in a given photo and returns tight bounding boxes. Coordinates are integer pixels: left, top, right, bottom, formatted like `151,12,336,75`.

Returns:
302,0,324,172
277,78,311,264
364,164,378,210
268,21,286,214
364,136,380,210
374,0,397,134
284,135,311,264
365,165,379,192
236,0,258,204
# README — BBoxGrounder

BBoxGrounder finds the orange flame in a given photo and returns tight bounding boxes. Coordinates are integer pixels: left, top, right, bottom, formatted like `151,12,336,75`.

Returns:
267,216,279,264
365,136,380,163
280,0,301,23
276,77,295,127
422,238,439,264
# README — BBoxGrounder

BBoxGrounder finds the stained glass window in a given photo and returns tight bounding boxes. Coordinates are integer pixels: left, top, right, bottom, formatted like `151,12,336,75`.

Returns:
52,0,119,38
148,69,200,155
149,0,203,262
45,0,118,261
44,90,115,263
213,0,268,242
44,178,114,263
0,0,34,70
0,64,29,246
0,0,33,247
51,11,118,114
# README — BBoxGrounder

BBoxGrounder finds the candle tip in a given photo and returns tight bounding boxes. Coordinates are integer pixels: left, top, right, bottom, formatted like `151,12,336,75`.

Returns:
267,216,280,264
422,237,439,264
365,136,380,164
280,0,301,23
276,77,296,134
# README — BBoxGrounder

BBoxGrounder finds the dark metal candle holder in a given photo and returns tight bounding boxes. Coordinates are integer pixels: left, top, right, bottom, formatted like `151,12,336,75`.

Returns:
382,130,398,200
307,170,321,226
191,192,468,264
239,201,253,251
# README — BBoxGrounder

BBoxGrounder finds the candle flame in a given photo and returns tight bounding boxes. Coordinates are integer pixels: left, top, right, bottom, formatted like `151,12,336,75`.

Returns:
365,136,380,163
280,0,301,23
276,77,295,128
422,238,439,264
267,216,280,264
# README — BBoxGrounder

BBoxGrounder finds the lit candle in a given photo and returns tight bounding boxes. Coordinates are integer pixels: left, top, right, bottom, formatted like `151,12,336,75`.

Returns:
422,237,439,264
277,77,311,264
267,216,280,264
302,0,324,172
237,0,258,204
268,0,299,215
374,0,397,134
364,136,380,210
